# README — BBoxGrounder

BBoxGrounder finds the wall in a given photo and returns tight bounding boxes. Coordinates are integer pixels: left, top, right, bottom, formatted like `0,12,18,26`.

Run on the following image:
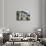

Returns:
42,0,46,37
4,0,43,32
0,0,3,27
0,0,3,33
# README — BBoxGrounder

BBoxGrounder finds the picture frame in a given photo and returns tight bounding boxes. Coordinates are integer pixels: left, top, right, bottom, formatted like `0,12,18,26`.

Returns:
16,11,30,21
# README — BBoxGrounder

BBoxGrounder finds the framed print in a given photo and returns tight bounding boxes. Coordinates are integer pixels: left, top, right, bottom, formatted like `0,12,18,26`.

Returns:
16,11,30,21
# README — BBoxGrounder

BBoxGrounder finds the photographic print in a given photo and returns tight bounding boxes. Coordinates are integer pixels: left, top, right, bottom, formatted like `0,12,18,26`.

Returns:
16,11,30,21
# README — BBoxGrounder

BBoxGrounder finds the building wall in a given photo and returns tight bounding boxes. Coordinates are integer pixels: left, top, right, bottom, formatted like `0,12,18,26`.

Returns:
4,0,43,32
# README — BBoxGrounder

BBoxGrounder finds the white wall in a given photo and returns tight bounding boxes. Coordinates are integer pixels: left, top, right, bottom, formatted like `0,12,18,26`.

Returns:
0,0,3,33
0,0,3,27
42,0,46,37
4,0,42,32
